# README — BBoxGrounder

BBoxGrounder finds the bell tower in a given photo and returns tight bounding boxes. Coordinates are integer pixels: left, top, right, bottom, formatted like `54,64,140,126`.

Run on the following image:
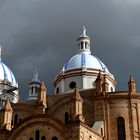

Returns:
128,75,136,93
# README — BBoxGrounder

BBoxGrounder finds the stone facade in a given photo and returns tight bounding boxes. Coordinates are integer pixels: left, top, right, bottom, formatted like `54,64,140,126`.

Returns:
0,74,139,140
0,28,138,140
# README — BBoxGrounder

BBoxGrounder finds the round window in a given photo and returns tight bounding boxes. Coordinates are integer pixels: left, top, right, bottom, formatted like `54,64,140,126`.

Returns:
69,81,76,89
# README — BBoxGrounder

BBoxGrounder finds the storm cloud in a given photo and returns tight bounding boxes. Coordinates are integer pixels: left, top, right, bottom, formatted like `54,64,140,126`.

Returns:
0,0,140,99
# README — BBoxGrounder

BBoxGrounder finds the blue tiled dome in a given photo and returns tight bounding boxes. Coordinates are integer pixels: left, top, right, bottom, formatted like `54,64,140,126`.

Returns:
63,52,109,72
0,62,17,87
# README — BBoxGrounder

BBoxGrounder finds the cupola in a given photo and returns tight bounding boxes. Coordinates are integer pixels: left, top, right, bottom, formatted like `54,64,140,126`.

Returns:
28,69,41,100
77,26,91,53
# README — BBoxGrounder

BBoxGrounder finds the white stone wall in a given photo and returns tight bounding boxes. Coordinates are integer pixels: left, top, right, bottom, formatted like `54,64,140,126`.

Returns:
55,74,115,94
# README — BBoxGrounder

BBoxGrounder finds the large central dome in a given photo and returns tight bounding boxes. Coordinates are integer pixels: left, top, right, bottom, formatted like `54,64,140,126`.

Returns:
63,52,109,72
54,27,116,94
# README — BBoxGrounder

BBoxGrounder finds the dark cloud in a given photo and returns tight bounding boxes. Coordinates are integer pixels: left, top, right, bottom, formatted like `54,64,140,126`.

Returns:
0,0,140,99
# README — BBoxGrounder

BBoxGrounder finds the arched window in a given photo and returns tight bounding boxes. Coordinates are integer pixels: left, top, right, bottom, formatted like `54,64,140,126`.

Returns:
35,86,38,94
52,136,58,140
117,117,126,140
29,138,33,140
65,112,69,124
14,114,18,125
11,119,13,126
111,87,113,92
81,41,84,49
35,130,40,140
89,135,92,140
31,87,34,94
41,136,46,140
56,87,59,94
85,42,87,49
101,128,103,136
19,119,22,122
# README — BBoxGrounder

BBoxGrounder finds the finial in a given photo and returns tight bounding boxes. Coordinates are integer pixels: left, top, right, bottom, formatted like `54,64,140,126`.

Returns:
34,68,38,78
32,68,40,82
82,26,87,37
2,99,12,110
129,75,135,82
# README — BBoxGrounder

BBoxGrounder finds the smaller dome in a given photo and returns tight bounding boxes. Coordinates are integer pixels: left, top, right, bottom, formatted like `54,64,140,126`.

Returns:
63,52,109,72
0,62,17,87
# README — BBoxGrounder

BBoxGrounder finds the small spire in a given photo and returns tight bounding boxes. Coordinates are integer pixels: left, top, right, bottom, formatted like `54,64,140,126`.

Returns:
2,99,12,111
39,81,46,92
95,70,104,94
71,85,84,122
128,75,136,93
73,86,82,100
129,75,134,82
37,81,47,107
102,74,109,93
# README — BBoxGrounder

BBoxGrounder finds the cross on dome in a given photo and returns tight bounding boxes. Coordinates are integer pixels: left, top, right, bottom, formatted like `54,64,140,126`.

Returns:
81,26,87,37
32,68,40,83
34,68,39,78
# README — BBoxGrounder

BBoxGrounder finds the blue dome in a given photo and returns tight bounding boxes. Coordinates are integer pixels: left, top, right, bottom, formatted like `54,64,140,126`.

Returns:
0,62,17,87
63,52,109,72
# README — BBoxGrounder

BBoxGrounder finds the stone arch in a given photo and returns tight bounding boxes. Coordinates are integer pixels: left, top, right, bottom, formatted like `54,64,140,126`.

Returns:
49,95,72,115
6,114,68,140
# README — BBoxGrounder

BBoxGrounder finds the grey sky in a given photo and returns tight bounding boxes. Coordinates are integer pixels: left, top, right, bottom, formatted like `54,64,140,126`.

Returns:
0,0,140,99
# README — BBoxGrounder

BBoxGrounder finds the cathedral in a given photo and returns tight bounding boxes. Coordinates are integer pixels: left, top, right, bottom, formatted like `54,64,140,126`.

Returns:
0,27,138,140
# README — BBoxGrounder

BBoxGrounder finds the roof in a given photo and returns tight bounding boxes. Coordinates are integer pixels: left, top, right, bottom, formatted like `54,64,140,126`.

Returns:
63,52,109,72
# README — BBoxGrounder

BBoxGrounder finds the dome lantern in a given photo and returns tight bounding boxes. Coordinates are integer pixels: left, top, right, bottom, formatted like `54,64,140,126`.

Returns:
28,69,41,100
77,26,91,53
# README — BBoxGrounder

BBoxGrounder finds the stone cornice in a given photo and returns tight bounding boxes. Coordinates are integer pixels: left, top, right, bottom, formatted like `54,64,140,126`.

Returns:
54,68,115,86
94,91,140,101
